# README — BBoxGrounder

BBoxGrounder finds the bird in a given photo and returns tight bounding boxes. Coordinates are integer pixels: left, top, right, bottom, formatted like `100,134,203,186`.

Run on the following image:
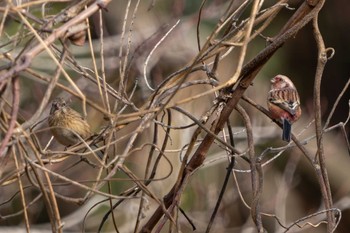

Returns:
48,98,91,147
267,74,301,142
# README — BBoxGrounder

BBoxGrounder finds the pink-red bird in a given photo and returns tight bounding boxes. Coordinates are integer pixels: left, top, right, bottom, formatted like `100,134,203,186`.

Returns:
267,75,301,142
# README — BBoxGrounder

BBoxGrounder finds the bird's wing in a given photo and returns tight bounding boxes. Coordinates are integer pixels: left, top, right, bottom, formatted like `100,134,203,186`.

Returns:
268,88,300,116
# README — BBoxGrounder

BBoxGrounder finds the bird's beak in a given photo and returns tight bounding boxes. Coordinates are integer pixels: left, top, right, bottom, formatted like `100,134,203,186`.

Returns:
50,103,58,114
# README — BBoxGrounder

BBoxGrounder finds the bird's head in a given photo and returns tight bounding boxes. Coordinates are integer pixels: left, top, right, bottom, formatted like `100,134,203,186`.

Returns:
270,74,295,89
50,98,67,114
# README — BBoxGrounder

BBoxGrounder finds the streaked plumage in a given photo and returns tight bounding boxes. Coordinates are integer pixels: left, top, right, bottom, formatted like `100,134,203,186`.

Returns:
48,98,91,146
267,75,301,142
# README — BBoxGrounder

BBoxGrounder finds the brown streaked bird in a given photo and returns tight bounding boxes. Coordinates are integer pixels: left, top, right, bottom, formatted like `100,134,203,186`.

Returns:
267,74,301,142
48,98,91,146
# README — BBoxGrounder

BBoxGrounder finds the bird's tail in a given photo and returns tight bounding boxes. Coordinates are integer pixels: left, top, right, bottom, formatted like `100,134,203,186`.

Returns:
282,119,292,142
90,143,105,160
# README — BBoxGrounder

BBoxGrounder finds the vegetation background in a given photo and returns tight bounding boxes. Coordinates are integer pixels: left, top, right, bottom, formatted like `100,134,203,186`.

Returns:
0,0,349,232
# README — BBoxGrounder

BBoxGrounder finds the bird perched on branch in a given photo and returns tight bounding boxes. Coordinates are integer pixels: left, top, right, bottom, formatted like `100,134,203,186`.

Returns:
48,98,91,147
267,75,301,142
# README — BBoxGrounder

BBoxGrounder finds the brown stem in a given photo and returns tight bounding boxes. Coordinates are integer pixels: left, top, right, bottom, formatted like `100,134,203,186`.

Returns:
0,76,20,156
312,11,336,232
236,104,263,232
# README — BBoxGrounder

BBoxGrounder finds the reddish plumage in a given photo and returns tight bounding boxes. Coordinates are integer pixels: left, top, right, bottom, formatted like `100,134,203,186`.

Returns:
267,75,301,142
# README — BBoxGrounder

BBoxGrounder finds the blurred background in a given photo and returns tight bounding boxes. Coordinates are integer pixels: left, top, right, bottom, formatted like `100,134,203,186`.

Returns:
0,0,349,232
